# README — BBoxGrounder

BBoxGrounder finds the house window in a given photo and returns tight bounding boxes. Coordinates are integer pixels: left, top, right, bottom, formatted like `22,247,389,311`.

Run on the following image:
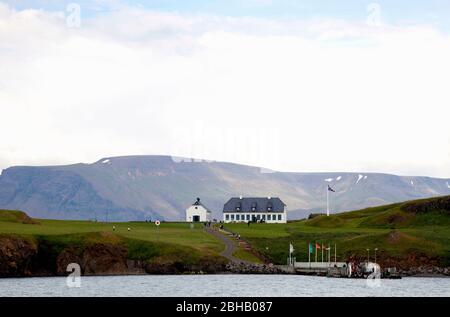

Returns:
236,214,240,221
231,214,235,221
246,214,250,221
225,214,229,221
278,214,282,221
262,214,266,220
267,214,271,221
256,215,261,220
236,207,240,211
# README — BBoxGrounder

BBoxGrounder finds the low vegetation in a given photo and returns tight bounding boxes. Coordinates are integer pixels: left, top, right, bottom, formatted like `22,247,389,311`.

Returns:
1,195,448,276
0,216,230,276
224,196,450,268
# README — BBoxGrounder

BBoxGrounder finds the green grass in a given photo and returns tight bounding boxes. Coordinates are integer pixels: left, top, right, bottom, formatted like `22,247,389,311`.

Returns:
0,213,232,268
224,196,450,266
0,219,222,253
0,209,38,224
1,195,448,267
232,248,263,264
0,212,259,265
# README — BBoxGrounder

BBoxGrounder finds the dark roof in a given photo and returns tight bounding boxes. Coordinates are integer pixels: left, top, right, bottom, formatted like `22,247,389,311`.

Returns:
223,197,286,213
192,198,212,213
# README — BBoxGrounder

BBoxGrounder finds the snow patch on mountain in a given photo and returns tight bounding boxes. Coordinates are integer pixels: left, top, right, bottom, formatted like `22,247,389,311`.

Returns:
324,178,334,182
411,180,414,186
0,169,2,176
447,181,450,189
101,159,111,164
336,176,342,181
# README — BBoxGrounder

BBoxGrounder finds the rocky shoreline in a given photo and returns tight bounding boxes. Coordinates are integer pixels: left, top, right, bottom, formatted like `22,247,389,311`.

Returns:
1,235,449,278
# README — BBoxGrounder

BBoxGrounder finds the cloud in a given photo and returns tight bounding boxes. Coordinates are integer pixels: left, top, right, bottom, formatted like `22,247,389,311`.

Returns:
0,3,449,177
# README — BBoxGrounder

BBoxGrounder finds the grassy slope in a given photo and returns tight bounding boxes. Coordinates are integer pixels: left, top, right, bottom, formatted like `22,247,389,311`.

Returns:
0,211,228,266
224,196,450,267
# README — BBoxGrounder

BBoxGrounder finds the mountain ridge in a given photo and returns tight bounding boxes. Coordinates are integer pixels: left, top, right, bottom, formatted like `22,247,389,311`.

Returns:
0,155,449,221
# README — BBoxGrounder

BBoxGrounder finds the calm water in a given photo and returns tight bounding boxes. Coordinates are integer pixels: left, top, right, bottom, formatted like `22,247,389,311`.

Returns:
0,275,449,297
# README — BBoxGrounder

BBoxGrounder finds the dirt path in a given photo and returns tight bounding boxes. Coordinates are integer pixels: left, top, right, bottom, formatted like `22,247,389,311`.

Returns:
205,227,252,264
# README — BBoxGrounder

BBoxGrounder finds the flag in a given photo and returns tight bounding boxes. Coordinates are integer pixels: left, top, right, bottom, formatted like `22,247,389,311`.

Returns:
309,243,314,254
328,185,335,192
315,243,321,250
289,243,294,254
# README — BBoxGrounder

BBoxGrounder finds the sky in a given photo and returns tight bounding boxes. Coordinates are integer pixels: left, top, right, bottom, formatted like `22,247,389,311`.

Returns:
0,0,449,177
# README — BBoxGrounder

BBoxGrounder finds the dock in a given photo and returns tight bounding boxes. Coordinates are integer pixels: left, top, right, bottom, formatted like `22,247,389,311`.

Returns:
292,261,401,279
293,262,349,277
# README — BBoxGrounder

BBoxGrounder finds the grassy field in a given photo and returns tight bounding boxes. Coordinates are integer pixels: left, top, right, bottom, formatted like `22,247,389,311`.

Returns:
0,218,222,253
0,210,232,269
224,196,450,267
1,195,449,270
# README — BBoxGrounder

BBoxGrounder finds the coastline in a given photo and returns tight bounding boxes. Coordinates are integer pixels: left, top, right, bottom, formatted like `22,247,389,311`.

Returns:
2,232,449,279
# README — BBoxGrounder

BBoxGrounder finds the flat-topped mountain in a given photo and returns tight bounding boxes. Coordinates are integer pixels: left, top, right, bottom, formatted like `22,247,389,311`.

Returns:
0,155,449,221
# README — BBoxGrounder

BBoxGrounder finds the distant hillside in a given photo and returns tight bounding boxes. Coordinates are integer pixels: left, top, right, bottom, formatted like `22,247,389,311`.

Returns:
305,195,450,229
0,155,449,221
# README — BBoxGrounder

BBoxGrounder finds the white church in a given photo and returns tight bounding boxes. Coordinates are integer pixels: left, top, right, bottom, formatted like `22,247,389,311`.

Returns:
185,198,212,222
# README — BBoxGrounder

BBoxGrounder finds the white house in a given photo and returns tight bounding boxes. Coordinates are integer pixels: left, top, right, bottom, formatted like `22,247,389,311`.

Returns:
186,198,212,222
223,196,287,224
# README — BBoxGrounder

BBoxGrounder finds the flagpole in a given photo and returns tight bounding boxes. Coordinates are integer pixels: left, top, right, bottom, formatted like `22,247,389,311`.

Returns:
308,243,311,268
334,243,337,263
289,242,291,266
328,244,331,264
321,243,324,263
315,243,317,262
326,186,329,216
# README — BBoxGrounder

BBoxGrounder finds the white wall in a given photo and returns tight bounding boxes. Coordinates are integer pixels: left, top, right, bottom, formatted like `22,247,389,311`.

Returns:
186,205,210,222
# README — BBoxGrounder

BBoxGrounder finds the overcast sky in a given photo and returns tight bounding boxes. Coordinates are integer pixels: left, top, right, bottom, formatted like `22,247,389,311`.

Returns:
0,1,449,177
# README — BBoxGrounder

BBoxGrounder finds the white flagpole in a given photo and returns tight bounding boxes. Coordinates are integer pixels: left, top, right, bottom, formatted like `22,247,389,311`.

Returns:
308,243,311,268
328,245,331,264
289,244,291,266
334,243,337,263
321,244,324,263
326,186,329,216
315,244,317,262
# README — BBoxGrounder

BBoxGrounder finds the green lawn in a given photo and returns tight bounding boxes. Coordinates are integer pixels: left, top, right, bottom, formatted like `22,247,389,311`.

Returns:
0,211,259,264
1,195,448,268
224,196,450,266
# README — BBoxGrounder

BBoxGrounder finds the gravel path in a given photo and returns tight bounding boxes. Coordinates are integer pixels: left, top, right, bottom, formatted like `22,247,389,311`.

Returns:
205,227,251,264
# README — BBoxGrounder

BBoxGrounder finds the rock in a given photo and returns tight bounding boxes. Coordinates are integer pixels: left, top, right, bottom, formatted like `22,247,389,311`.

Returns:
56,243,128,275
56,247,82,275
82,244,128,275
0,235,37,277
